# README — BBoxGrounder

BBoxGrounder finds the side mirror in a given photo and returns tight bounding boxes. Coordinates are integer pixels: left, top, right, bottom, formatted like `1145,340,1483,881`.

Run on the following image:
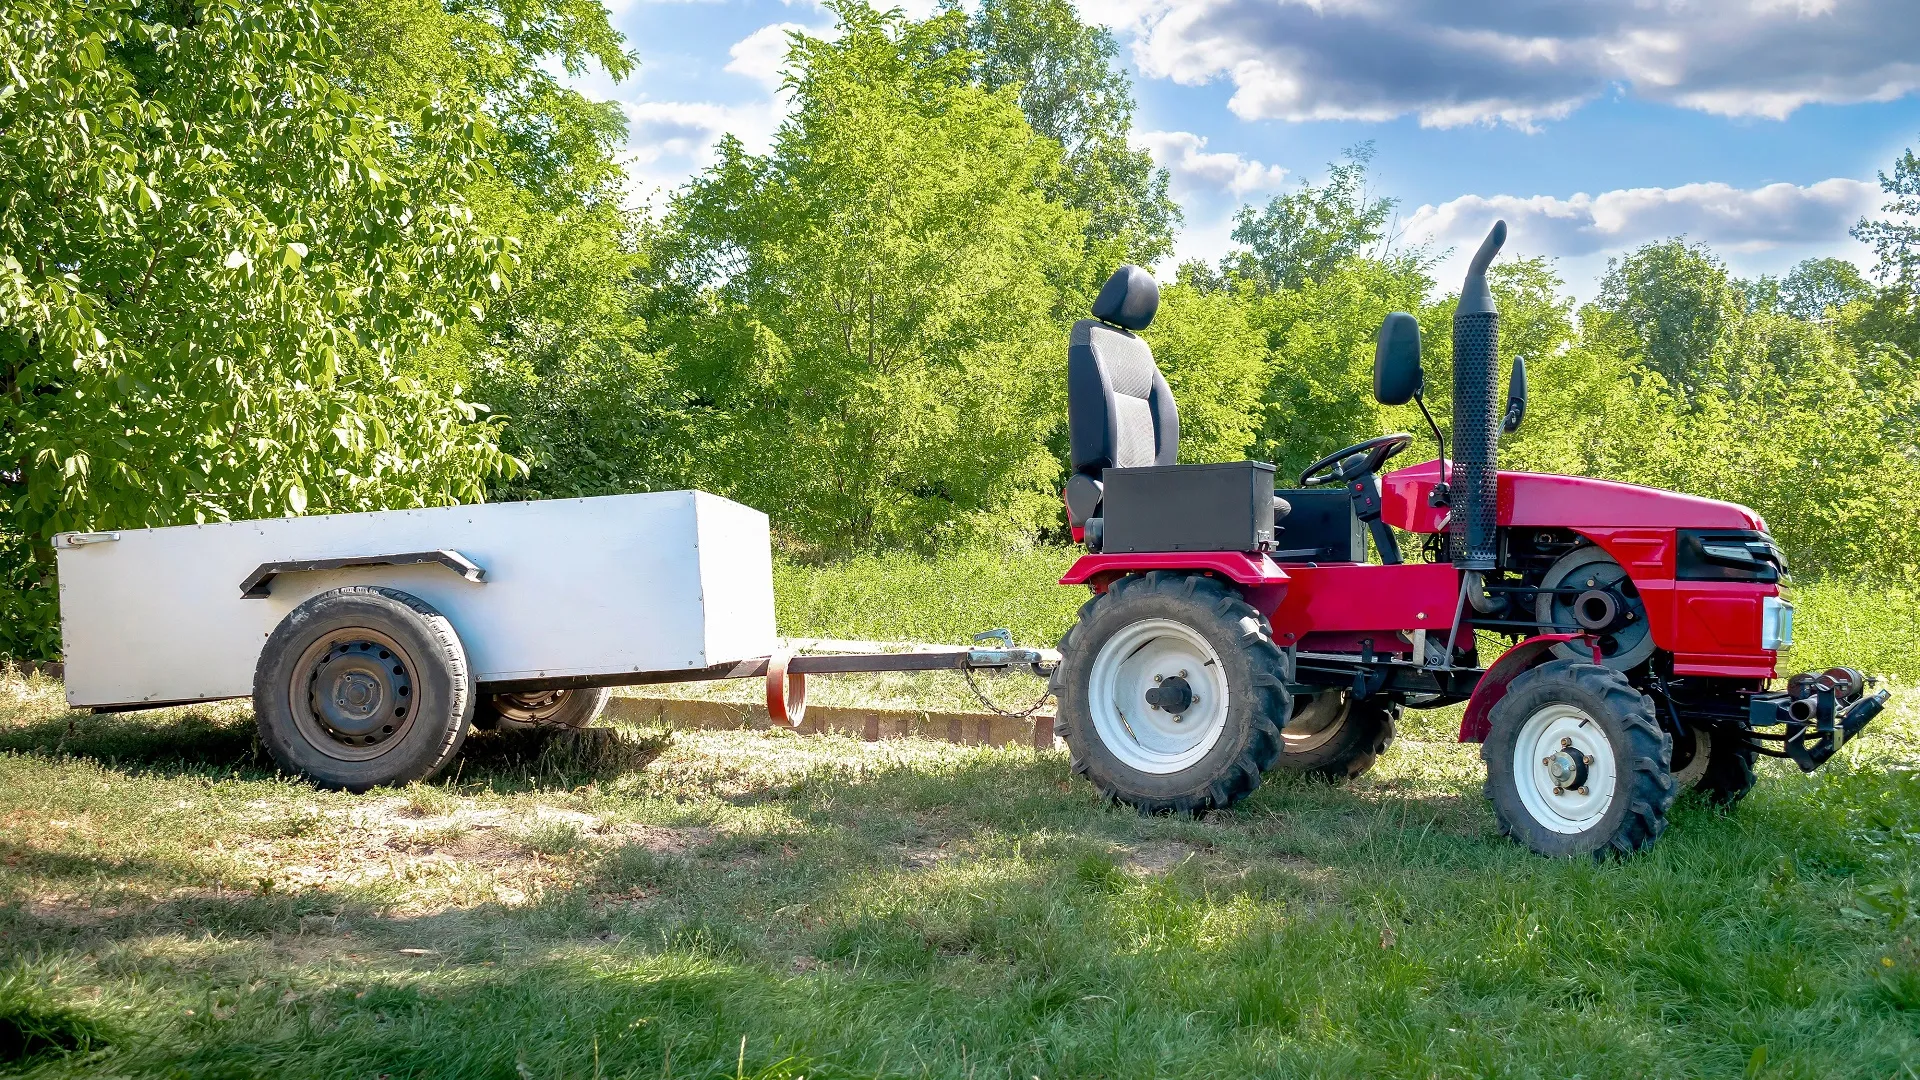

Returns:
1502,355,1527,434
1373,312,1423,405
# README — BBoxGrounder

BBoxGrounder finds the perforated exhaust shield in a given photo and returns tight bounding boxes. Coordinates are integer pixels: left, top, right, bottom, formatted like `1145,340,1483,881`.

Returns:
1451,309,1500,569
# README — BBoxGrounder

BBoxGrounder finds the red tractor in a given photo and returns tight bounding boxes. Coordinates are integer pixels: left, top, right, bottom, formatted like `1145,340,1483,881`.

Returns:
1051,220,1889,857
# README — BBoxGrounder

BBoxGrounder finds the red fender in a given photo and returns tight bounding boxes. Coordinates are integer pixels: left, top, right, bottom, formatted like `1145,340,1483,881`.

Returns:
1458,633,1593,743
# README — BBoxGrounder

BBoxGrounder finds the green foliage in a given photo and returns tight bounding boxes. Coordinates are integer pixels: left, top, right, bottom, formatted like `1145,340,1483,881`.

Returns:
1854,140,1920,291
956,0,1181,266
647,3,1089,554
1590,238,1745,405
0,0,526,657
1137,283,1267,464
1223,145,1396,296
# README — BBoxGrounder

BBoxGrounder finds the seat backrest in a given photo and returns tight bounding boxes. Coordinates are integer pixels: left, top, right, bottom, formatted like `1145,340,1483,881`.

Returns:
1069,264,1178,479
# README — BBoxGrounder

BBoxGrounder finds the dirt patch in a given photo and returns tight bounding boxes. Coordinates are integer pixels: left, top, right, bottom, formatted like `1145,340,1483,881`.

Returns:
1123,841,1199,875
610,824,714,856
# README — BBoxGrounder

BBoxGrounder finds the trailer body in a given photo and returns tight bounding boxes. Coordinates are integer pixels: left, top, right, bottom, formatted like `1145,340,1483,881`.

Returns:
55,491,775,709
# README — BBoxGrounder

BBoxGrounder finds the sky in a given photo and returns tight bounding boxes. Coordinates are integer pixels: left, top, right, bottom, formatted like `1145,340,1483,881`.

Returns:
569,0,1920,299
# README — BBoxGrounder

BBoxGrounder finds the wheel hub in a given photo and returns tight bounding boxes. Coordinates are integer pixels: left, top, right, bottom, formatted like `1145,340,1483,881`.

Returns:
1545,746,1589,791
309,640,411,747
1144,674,1195,716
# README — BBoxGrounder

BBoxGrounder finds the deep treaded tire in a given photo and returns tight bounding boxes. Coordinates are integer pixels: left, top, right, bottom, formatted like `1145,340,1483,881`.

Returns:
1692,726,1758,807
1273,691,1398,781
254,586,474,791
1482,659,1676,858
474,687,613,732
1050,572,1290,815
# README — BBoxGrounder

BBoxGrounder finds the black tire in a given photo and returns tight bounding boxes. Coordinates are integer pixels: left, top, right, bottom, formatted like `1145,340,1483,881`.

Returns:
1050,571,1290,815
1689,725,1758,806
474,687,613,732
1482,659,1676,858
1272,690,1397,780
253,586,474,791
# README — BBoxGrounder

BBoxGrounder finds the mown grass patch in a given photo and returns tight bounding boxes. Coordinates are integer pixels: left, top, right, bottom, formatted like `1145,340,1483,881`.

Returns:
2,659,1918,1077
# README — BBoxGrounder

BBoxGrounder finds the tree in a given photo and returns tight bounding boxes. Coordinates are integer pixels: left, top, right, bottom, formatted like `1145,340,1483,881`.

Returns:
646,3,1088,554
1853,140,1920,291
0,0,523,657
953,0,1179,267
1222,145,1395,295
1590,239,1743,406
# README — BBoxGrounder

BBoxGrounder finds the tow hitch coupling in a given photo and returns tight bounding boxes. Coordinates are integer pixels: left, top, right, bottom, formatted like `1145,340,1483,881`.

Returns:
1748,666,1890,771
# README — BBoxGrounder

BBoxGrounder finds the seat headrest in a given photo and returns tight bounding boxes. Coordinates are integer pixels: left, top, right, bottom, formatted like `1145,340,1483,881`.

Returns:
1091,264,1159,331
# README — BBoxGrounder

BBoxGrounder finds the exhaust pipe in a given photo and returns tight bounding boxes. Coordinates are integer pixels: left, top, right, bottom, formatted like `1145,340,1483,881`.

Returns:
1451,220,1507,570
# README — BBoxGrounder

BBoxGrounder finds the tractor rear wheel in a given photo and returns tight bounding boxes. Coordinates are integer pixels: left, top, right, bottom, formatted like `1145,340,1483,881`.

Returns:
1482,659,1677,857
1051,572,1290,815
1272,690,1397,780
1682,724,1758,806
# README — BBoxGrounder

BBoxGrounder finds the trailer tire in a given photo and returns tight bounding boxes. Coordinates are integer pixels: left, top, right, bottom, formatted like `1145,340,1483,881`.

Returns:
1482,659,1676,858
253,586,474,791
1050,571,1290,815
1271,691,1397,781
474,687,613,732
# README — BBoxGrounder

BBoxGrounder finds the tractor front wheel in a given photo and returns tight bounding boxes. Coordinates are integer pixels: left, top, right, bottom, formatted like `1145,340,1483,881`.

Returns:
1051,572,1290,815
1482,660,1677,857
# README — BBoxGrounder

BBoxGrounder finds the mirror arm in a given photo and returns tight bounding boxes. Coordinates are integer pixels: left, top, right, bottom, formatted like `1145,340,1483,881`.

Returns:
1415,391,1449,502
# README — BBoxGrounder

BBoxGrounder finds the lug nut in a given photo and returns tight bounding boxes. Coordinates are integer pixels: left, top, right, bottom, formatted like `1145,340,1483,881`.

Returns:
1553,786,1565,795
1155,674,1164,683
1543,756,1554,766
1179,670,1188,678
1583,754,1594,766
1578,786,1590,796
1560,737,1572,749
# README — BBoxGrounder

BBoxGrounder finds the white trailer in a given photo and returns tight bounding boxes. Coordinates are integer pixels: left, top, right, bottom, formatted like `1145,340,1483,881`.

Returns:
55,491,778,788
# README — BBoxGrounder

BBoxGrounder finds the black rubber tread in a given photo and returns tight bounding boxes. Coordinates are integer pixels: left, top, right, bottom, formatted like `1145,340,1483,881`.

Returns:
253,586,473,791
1050,571,1290,815
1272,693,1398,781
475,686,614,732
1481,659,1677,858
1692,725,1759,806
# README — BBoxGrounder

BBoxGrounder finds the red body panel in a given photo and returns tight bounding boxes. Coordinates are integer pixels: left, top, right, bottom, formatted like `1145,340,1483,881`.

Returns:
1379,459,1779,679
1266,562,1458,649
1060,551,1289,590
1381,460,1766,533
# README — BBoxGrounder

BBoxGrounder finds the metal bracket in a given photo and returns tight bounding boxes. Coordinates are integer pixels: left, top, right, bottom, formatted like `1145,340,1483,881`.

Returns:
239,549,485,599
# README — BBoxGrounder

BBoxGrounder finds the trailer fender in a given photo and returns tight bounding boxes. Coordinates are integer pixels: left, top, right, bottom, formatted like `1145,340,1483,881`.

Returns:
1458,633,1589,743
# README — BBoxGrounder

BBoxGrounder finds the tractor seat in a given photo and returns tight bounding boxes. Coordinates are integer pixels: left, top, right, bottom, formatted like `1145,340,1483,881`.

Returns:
1064,265,1178,525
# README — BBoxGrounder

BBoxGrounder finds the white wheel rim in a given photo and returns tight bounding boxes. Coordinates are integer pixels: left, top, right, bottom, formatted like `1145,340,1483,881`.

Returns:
1513,702,1618,834
1673,726,1711,787
1088,618,1230,775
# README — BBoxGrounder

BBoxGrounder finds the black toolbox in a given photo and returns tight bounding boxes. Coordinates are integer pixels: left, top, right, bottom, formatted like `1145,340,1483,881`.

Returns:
1100,461,1277,553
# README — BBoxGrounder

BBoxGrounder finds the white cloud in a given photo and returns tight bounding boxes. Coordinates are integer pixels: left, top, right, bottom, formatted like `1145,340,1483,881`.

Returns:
1403,178,1880,297
725,22,807,91
1097,0,1920,128
1139,130,1287,198
618,98,788,198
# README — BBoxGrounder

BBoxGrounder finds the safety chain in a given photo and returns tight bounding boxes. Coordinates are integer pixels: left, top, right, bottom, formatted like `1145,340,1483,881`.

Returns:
961,663,1055,719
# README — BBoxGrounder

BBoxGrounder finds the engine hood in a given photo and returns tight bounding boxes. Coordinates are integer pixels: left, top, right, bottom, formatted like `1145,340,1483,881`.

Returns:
1383,461,1766,533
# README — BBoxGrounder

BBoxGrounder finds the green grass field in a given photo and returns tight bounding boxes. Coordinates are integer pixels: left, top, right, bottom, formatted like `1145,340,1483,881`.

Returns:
4,553,1919,1078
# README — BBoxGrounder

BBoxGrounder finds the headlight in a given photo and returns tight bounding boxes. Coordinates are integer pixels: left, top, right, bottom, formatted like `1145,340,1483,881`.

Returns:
1761,595,1794,651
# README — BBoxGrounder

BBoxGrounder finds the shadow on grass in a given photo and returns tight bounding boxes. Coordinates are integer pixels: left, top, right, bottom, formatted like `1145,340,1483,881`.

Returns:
0,705,674,793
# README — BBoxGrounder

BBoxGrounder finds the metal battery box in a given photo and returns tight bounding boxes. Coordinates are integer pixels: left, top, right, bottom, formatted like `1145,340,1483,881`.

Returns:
1100,461,1278,553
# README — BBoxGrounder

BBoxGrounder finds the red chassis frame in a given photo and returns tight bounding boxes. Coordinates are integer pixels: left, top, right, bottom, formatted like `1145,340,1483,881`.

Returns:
1061,458,1788,741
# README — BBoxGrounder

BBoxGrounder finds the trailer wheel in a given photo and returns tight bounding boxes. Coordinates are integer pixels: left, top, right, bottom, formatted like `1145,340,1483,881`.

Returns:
1050,572,1289,815
253,586,473,791
474,687,613,731
1271,690,1397,780
1482,660,1676,858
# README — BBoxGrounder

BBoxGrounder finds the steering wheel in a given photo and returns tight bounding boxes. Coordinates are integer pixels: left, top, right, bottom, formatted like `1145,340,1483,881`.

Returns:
1298,433,1415,488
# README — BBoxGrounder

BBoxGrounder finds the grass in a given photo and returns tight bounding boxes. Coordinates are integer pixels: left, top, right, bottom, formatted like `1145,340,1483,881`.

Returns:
2,554,1918,1077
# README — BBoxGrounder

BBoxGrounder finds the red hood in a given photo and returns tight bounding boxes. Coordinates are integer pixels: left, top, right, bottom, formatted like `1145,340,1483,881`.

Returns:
1384,460,1766,532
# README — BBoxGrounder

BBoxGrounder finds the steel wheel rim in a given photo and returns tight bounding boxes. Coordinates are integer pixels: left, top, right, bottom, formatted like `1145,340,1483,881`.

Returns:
290,629,419,762
1285,691,1349,754
492,690,575,724
1513,702,1618,834
1088,618,1230,775
1672,725,1711,787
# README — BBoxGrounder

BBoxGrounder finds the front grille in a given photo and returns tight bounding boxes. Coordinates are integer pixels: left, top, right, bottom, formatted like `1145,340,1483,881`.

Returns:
1676,529,1785,582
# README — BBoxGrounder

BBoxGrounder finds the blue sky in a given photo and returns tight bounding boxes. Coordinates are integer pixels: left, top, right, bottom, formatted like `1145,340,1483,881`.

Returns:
570,0,1920,298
